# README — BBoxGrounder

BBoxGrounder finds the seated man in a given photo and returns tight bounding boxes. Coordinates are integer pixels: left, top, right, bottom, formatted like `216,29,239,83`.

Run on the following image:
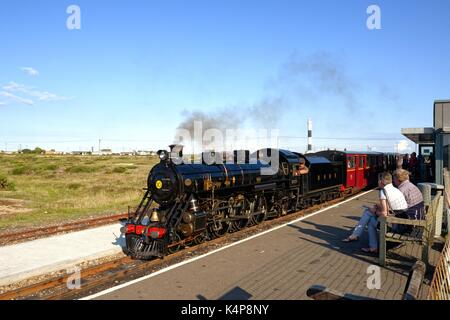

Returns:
342,172,408,253
393,169,424,220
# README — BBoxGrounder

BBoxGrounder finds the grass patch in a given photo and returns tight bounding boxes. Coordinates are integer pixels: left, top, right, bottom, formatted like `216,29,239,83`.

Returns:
0,154,159,231
65,165,99,173
0,175,16,191
43,164,58,171
112,166,128,173
68,183,82,190
10,165,32,175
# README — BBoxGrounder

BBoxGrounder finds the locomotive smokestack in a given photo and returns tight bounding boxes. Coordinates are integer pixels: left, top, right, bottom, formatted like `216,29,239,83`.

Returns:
169,144,184,163
307,118,312,153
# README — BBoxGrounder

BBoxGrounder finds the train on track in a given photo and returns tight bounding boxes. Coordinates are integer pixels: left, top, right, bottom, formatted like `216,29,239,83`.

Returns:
122,145,400,259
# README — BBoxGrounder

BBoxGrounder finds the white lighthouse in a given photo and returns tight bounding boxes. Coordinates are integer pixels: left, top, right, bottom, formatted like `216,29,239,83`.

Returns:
307,118,313,153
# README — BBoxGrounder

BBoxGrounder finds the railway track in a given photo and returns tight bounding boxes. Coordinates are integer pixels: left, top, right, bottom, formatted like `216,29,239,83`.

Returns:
0,213,128,246
0,190,371,300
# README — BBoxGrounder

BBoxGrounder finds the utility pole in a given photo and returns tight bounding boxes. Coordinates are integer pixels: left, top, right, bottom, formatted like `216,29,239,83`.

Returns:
98,139,101,153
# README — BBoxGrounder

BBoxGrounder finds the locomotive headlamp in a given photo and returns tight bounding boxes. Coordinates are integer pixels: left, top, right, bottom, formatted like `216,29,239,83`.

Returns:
157,150,169,161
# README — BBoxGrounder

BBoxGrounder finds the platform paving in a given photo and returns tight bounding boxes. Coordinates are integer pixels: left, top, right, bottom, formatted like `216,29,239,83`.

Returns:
91,190,439,300
0,223,125,286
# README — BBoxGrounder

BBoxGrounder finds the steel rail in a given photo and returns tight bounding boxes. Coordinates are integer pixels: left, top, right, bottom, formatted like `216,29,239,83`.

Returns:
0,213,128,246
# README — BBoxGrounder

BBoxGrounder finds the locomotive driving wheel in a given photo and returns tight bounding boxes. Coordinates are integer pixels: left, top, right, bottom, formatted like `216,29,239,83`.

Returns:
167,232,183,254
193,232,206,245
250,196,267,225
230,197,250,232
207,201,230,239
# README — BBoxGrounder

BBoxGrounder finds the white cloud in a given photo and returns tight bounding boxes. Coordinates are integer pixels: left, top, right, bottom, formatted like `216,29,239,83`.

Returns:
21,67,39,76
2,81,27,92
2,81,73,104
0,91,34,105
35,91,73,102
397,140,412,153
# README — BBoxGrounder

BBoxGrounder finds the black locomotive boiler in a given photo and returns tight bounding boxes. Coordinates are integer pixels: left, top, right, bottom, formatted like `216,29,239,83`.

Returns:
122,145,344,260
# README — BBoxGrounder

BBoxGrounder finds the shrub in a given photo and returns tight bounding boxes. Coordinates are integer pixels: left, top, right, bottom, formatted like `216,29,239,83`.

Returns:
0,175,16,191
20,147,44,154
112,167,127,173
66,166,97,173
44,164,58,171
11,166,30,175
68,183,82,190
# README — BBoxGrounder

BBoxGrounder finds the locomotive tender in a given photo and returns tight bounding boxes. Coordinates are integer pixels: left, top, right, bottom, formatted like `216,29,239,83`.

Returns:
122,145,392,260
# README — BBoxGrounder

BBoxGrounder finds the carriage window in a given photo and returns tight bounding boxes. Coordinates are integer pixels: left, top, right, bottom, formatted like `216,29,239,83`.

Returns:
359,157,364,168
347,157,355,169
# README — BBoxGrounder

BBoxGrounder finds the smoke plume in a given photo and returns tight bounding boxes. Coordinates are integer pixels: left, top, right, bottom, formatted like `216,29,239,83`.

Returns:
175,51,361,145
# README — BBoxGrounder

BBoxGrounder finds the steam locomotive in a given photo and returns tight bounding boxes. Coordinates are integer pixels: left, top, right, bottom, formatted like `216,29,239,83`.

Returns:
122,145,396,259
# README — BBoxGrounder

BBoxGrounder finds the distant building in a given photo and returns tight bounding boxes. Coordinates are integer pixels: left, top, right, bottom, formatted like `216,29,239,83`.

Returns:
71,151,92,155
120,151,136,156
91,149,113,156
45,149,64,155
137,150,153,156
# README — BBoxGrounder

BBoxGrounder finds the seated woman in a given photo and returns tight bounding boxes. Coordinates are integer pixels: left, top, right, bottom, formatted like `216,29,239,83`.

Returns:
342,172,408,253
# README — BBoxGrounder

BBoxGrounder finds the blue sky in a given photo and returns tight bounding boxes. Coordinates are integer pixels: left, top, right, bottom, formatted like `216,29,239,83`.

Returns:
0,0,449,153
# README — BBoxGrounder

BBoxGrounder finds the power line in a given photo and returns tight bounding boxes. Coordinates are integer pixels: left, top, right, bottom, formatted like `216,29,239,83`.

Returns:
278,135,401,141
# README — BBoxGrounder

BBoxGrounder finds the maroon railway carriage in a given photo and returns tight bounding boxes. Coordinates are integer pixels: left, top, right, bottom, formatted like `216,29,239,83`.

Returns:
311,151,387,193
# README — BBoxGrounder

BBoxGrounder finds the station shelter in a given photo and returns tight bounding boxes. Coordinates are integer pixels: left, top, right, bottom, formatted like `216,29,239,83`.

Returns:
401,100,450,186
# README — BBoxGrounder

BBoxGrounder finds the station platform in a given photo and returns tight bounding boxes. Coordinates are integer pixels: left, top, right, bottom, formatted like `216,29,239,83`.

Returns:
0,223,124,287
86,190,439,300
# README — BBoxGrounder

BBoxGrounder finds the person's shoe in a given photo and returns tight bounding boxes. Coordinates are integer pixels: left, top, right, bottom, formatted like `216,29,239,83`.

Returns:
342,235,358,242
361,247,378,254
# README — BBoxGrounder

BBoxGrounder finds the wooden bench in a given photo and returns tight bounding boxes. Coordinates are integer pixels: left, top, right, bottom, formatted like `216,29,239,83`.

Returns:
306,260,426,300
378,190,441,266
